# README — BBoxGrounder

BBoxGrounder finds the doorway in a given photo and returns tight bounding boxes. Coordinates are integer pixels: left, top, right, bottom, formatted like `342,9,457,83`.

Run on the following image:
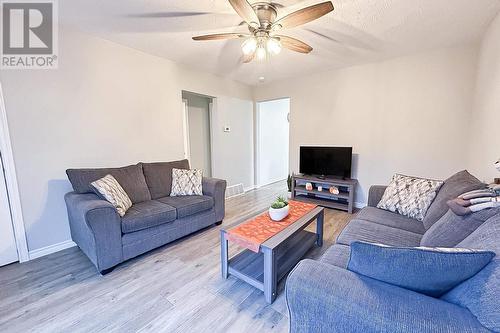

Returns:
256,98,290,187
182,91,213,177
0,151,18,266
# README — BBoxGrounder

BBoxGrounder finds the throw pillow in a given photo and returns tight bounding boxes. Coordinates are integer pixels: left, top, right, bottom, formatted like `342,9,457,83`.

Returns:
347,241,495,297
377,174,444,221
91,174,132,216
170,168,203,196
420,208,500,247
422,170,485,230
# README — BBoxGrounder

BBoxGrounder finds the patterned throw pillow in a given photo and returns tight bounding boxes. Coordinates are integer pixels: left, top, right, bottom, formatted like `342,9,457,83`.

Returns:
91,174,132,216
377,174,444,221
170,168,203,196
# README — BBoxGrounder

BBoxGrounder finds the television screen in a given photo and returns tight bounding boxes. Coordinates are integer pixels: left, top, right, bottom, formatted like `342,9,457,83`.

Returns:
299,146,352,178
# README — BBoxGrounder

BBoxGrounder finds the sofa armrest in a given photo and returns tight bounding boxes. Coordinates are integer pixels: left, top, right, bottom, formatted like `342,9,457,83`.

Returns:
202,177,227,222
367,185,387,207
65,192,123,272
286,259,488,333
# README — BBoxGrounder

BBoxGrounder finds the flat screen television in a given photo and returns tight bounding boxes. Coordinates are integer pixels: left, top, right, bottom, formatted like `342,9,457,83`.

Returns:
299,146,352,179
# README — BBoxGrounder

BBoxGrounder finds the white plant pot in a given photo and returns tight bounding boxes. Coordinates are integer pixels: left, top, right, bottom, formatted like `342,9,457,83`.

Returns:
269,205,290,222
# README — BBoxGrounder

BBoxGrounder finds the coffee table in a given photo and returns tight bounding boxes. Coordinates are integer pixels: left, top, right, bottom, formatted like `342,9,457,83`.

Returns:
220,206,324,303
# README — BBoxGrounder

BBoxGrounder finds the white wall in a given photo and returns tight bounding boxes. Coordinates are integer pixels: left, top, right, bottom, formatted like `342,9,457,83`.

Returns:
183,93,212,177
256,98,290,186
254,45,479,205
211,96,254,190
467,13,500,183
0,27,252,252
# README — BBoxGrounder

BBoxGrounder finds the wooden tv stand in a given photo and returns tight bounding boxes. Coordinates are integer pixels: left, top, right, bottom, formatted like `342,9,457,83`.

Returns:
291,174,357,214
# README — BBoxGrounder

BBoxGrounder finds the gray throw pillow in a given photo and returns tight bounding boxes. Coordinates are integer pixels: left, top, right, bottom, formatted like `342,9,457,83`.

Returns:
420,208,500,247
422,170,485,230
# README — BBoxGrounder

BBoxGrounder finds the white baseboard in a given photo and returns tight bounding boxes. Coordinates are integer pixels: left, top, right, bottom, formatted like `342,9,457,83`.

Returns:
29,240,77,260
244,185,256,192
354,201,367,209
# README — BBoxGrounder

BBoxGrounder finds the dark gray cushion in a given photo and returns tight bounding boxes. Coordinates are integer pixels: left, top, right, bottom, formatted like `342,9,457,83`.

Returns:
356,207,426,234
66,164,151,204
142,160,190,199
337,219,422,247
156,195,214,218
121,201,177,234
423,170,485,230
320,244,351,268
458,213,500,254
421,208,500,248
442,215,500,332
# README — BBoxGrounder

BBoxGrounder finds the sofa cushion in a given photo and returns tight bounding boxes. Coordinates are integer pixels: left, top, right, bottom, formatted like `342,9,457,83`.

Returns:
121,201,177,234
355,207,426,234
142,160,190,199
423,170,485,230
337,219,422,247
440,215,500,332
420,208,500,248
156,195,214,218
320,244,351,268
348,241,494,297
66,164,151,204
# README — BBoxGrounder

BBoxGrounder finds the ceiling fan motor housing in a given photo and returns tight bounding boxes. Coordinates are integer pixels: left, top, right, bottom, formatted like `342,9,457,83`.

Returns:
251,2,278,29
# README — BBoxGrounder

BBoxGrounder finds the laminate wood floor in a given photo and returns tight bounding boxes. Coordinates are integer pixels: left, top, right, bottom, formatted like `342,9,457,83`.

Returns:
0,181,354,333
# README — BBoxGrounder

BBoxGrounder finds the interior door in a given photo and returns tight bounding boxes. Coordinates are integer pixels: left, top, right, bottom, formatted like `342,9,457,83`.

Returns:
0,152,18,266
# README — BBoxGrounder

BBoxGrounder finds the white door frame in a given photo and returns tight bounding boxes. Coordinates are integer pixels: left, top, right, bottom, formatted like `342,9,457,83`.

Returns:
182,99,191,161
0,82,29,262
208,100,215,178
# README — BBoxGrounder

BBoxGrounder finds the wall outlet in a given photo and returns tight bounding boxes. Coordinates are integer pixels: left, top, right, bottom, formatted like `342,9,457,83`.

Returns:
223,126,231,132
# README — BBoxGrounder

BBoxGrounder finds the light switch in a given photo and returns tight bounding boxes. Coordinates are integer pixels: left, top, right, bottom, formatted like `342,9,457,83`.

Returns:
224,126,231,132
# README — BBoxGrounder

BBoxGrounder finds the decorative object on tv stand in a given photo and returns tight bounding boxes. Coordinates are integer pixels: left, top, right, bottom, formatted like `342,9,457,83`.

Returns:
329,186,339,195
317,185,323,192
269,196,290,222
305,182,313,191
287,174,293,197
495,158,500,184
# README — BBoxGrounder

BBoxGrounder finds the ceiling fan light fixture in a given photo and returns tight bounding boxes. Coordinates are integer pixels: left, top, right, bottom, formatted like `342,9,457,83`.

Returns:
256,45,267,61
242,37,257,55
267,37,282,55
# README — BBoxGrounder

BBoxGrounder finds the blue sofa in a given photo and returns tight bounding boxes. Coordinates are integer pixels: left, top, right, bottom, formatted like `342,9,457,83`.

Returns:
65,160,226,274
286,172,499,332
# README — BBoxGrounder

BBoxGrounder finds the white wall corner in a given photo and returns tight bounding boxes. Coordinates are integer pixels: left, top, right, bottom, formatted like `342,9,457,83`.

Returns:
29,240,77,260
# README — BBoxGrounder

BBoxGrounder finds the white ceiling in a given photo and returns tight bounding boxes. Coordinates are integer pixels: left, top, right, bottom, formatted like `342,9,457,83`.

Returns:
60,0,500,86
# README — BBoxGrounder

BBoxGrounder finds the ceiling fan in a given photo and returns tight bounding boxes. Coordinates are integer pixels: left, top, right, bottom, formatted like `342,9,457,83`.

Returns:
192,0,334,62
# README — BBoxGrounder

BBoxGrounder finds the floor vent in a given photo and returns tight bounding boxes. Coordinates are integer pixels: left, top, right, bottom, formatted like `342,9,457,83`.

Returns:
226,183,245,198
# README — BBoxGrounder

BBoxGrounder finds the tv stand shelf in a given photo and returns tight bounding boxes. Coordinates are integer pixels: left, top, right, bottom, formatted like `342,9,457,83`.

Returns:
292,174,357,214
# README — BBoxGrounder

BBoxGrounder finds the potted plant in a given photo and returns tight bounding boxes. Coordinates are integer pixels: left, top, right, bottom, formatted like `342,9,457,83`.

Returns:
287,174,293,198
269,196,290,221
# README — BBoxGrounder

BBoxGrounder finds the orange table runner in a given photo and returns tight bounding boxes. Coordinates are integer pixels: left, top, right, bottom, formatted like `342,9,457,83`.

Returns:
226,200,318,253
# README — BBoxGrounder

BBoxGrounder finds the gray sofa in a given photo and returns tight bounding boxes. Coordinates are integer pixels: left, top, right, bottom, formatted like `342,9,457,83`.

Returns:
65,159,226,274
286,171,500,332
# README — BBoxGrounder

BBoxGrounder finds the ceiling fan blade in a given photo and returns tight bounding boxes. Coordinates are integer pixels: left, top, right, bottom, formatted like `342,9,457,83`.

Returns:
272,1,334,30
242,52,255,63
277,35,313,53
228,0,260,28
192,33,249,41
